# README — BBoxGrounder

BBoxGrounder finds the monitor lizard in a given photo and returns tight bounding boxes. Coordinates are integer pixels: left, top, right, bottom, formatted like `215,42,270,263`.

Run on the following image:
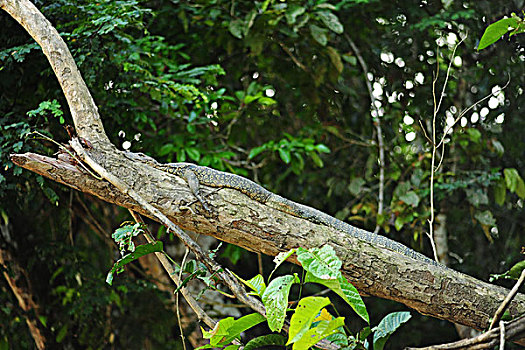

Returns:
124,151,440,266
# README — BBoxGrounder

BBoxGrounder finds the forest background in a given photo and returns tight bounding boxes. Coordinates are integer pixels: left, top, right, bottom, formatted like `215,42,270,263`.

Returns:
0,0,524,348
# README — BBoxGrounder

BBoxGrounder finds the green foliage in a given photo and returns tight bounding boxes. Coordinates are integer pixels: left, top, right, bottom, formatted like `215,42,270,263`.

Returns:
199,313,266,349
106,241,163,285
27,100,65,125
261,274,300,332
205,246,401,348
372,312,412,350
478,15,525,50
490,259,525,282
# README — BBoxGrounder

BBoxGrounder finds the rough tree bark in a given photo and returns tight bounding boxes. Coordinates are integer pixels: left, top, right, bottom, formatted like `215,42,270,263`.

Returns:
2,0,524,346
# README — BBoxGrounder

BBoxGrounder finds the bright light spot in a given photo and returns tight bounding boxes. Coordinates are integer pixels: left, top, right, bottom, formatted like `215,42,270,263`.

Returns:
122,141,131,150
252,72,259,79
453,56,462,67
211,102,218,110
380,51,394,63
471,112,479,123
495,113,505,124
450,106,457,114
404,115,414,125
460,117,467,127
405,80,414,89
265,89,275,97
445,111,455,126
397,92,404,100
104,80,114,90
387,91,397,103
447,32,458,45
488,96,499,109
436,37,446,47
480,107,490,118
491,85,502,94
405,131,416,142
118,130,126,138
471,86,478,94
395,57,405,67
374,100,382,108
134,133,141,141
372,82,383,98
367,72,374,81
415,72,424,84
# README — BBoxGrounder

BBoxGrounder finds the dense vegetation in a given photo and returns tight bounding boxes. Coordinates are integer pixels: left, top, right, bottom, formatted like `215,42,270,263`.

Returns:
1,0,524,348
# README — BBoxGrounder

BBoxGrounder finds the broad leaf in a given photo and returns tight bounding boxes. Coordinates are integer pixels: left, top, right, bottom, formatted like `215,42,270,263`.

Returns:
106,241,163,285
372,311,411,350
261,274,299,332
478,18,518,50
316,11,344,34
287,296,330,345
296,246,341,279
244,334,287,350
269,249,296,280
292,317,345,349
285,5,306,25
305,272,369,323
310,24,328,46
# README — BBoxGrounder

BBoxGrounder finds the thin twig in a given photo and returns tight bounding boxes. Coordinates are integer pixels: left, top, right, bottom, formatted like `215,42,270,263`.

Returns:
345,34,385,234
128,210,217,329
178,248,190,350
489,268,525,330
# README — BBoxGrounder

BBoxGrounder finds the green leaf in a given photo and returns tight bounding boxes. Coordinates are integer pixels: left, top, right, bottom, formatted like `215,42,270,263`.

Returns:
315,144,331,153
261,274,299,332
269,249,296,280
285,5,306,25
185,147,201,161
504,168,525,198
348,178,366,196
466,128,482,143
293,317,345,349
310,24,328,46
248,145,267,159
478,18,518,50
305,272,369,323
474,210,496,226
287,296,331,345
325,46,343,73
490,260,525,281
278,148,291,164
106,241,163,285
399,191,420,207
56,324,68,343
494,178,506,206
236,274,266,297
244,334,287,350
310,152,324,167
229,19,244,39
222,313,266,345
296,246,341,280
372,312,411,350
316,11,344,34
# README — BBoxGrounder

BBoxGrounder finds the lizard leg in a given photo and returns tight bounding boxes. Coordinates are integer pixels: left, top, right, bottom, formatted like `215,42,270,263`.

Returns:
183,169,211,212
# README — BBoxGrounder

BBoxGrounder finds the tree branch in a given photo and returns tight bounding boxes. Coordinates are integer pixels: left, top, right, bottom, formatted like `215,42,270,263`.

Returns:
10,152,525,339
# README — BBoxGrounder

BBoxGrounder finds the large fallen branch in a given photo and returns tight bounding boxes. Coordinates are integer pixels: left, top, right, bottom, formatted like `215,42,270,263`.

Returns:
3,0,525,346
11,152,525,334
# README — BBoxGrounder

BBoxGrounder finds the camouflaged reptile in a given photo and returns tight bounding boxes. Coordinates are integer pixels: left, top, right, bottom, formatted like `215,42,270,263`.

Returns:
125,152,439,266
